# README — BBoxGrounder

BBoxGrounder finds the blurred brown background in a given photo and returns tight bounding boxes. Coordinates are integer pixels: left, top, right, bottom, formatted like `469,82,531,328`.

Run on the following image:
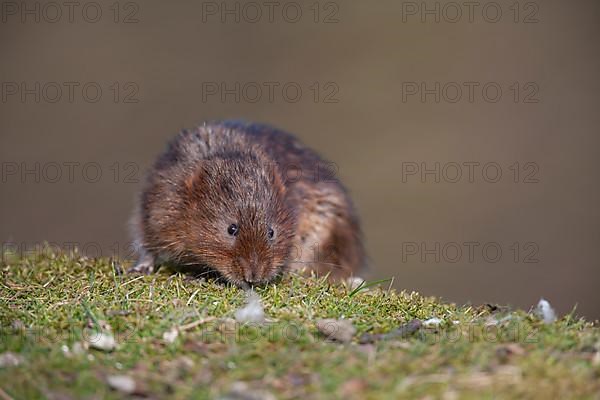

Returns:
1,0,599,318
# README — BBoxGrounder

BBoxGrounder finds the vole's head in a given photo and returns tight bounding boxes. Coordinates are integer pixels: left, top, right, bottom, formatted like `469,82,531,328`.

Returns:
180,153,296,285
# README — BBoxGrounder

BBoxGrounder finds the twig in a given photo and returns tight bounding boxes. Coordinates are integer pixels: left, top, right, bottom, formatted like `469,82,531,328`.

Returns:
178,317,217,331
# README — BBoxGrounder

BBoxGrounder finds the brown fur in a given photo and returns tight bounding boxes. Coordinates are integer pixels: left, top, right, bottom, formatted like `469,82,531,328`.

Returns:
130,121,366,285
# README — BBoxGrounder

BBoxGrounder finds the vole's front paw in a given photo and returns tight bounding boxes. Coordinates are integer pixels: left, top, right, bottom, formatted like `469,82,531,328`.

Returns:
128,254,156,275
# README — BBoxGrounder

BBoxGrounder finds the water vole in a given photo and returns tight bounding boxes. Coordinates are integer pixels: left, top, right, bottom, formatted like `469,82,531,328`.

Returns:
130,121,366,285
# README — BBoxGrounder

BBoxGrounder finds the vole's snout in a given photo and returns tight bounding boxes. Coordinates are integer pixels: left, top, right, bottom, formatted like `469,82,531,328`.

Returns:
239,255,261,284
243,266,258,284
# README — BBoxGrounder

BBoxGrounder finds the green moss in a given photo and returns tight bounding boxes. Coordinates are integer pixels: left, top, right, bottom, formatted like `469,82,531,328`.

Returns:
1,249,599,399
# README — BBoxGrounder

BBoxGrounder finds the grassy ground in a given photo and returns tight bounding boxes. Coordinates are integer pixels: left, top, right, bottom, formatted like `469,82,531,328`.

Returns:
1,250,599,399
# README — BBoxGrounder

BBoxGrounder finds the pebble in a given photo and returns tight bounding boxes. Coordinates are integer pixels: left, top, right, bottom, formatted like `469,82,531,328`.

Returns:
0,352,24,368
86,332,116,352
107,375,136,394
316,319,356,343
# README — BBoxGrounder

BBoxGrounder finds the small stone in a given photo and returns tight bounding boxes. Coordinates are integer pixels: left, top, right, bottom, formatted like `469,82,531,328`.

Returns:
86,332,116,352
316,319,356,343
107,375,136,394
345,277,365,291
163,327,179,343
423,317,443,327
0,352,24,368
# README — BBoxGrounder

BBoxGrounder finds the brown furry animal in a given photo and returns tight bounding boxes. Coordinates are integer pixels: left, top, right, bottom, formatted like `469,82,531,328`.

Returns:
130,121,366,285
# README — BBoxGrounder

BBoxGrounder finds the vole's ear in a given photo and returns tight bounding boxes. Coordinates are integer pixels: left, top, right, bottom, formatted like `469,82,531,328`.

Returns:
184,161,207,194
269,163,288,197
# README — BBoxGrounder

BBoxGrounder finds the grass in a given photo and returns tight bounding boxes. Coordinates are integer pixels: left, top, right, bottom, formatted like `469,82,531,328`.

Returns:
1,249,599,399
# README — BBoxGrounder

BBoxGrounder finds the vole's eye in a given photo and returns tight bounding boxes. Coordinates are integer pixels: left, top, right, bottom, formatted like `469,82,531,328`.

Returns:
267,227,275,240
227,224,239,236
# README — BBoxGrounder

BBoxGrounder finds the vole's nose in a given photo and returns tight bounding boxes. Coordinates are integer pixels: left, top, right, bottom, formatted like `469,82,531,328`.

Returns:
244,268,257,284
240,253,260,284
